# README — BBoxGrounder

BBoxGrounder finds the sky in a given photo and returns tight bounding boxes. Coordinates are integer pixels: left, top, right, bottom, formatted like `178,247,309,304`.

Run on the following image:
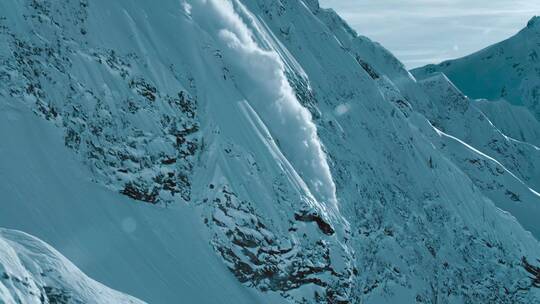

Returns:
320,0,540,68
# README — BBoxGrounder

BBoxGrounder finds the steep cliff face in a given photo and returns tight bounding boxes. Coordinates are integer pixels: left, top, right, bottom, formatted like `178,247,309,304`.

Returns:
1,1,540,304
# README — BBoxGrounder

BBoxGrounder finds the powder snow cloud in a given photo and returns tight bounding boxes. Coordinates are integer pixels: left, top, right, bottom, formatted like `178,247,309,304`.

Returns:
188,0,340,212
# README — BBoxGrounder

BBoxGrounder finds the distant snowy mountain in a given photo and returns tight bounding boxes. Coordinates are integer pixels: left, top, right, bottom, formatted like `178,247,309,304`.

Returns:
1,1,540,303
413,16,540,123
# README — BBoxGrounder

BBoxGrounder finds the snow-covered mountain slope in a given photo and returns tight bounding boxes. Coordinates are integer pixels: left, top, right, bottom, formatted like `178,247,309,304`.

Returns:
412,16,540,121
474,99,540,147
417,73,540,193
0,101,284,304
2,0,540,303
0,228,143,304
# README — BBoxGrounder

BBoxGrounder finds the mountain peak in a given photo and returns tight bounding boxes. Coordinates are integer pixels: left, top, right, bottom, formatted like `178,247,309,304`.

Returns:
526,16,540,30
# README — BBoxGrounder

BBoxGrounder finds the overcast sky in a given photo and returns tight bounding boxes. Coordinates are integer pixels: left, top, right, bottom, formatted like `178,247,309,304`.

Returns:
320,0,540,68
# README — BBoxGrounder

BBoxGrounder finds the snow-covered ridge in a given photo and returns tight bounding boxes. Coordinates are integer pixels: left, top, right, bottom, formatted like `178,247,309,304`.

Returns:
0,228,143,304
417,72,540,192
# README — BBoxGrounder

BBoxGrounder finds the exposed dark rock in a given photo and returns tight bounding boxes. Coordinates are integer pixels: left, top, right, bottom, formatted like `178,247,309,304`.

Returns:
356,57,379,79
522,257,540,288
505,190,521,202
205,186,352,302
121,182,158,204
294,211,335,235
128,78,157,102
43,286,70,304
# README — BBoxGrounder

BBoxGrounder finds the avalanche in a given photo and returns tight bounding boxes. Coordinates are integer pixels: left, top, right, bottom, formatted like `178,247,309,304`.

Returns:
190,0,340,214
